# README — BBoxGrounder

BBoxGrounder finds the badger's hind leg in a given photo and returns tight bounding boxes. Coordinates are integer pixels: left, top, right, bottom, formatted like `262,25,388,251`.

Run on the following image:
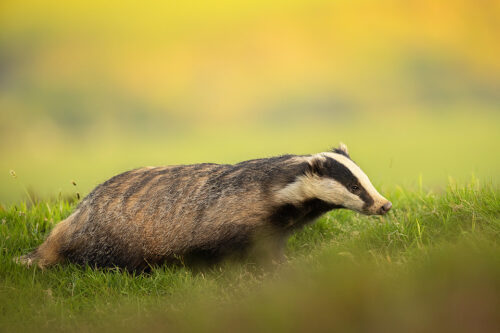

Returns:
16,218,71,269
15,251,37,267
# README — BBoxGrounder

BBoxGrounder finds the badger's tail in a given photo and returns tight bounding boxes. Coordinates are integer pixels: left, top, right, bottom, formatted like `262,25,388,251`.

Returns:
15,218,71,269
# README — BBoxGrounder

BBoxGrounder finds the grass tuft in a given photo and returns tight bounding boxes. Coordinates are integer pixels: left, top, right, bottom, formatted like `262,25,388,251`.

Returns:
0,181,499,332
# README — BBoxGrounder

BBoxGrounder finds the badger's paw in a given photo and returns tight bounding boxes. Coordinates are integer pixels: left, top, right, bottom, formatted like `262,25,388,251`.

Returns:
14,254,35,267
14,252,49,269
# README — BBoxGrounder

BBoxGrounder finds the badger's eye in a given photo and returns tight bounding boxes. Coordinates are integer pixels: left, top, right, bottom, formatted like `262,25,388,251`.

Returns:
350,185,359,193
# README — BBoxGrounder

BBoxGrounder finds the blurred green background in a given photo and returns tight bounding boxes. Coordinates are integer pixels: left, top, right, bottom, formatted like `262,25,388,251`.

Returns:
1,0,499,203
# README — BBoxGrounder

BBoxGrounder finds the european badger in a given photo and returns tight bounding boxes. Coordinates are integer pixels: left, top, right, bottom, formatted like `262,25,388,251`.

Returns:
19,144,391,270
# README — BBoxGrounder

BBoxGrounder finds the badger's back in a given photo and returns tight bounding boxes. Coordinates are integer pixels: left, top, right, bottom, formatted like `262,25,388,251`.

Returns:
28,155,305,270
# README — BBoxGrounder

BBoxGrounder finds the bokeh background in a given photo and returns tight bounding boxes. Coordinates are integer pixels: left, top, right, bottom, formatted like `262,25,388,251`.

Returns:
1,0,499,203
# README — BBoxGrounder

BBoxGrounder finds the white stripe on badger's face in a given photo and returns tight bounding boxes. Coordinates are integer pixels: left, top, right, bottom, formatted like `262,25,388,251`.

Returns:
323,152,389,214
275,153,389,215
275,173,365,211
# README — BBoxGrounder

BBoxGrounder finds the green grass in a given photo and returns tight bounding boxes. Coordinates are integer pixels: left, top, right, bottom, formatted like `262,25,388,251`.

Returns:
0,181,499,332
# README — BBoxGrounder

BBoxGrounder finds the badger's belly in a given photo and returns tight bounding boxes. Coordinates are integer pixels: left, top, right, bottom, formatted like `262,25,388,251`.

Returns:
60,203,267,269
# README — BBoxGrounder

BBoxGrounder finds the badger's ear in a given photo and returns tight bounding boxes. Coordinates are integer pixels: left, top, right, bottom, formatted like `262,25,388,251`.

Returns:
332,142,350,158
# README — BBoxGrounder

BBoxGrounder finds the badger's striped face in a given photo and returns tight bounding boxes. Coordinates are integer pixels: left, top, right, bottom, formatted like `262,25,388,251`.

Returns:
276,146,392,215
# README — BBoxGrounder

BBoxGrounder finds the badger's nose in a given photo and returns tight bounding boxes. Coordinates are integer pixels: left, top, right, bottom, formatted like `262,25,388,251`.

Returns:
379,201,392,215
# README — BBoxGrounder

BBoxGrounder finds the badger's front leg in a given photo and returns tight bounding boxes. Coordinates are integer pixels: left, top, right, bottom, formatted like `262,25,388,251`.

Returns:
247,233,288,266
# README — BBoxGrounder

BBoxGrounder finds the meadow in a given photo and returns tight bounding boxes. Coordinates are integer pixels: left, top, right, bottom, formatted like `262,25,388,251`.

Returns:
0,179,499,332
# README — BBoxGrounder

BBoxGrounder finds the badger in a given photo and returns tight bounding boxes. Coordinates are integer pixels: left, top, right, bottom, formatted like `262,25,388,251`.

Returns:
18,144,391,271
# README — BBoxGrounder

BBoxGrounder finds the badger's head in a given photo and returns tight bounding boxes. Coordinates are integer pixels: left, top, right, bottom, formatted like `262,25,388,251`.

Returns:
277,143,392,215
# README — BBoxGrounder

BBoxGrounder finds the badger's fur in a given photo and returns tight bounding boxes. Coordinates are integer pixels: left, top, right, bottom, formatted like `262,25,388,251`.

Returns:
18,144,391,271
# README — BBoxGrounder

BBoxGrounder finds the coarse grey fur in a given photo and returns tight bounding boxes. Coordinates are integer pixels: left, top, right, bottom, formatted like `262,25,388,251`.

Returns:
18,147,391,271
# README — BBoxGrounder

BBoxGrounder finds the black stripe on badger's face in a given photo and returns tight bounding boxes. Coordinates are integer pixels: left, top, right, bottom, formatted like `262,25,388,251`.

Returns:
275,152,391,215
309,156,374,210
319,152,391,215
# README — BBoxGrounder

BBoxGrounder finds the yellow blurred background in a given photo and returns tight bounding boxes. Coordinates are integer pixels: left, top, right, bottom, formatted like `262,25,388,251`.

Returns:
1,0,499,203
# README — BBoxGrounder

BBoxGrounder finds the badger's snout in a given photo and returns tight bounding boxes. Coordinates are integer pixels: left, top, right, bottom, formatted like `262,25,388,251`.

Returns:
378,201,392,215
